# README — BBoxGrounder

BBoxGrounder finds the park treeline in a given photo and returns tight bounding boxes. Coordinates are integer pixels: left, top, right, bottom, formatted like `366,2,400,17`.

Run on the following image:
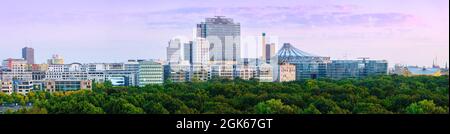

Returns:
1,75,448,114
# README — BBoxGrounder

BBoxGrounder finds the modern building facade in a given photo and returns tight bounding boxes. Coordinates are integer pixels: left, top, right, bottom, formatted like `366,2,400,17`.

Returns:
2,58,28,71
125,60,141,86
276,43,331,80
22,47,35,64
183,41,193,64
167,38,183,65
45,63,92,81
210,64,235,80
108,77,126,86
1,58,32,81
1,80,13,95
190,64,211,81
265,43,276,64
44,80,92,92
105,70,136,86
47,54,64,65
327,59,388,79
43,62,141,87
192,38,210,64
164,64,190,83
258,63,274,82
13,80,33,95
235,64,256,80
276,43,388,80
277,63,296,82
197,16,241,63
138,60,164,86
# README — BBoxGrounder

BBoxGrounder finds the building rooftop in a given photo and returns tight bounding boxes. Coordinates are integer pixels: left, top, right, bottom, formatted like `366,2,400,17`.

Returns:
276,43,330,64
204,16,237,24
277,43,316,57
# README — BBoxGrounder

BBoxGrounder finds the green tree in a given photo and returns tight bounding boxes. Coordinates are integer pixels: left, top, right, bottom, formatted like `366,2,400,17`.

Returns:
0,75,448,115
104,98,145,114
143,102,170,114
254,99,297,114
104,80,113,88
302,104,321,114
14,107,48,114
74,101,105,114
203,102,241,114
353,103,392,114
406,100,448,114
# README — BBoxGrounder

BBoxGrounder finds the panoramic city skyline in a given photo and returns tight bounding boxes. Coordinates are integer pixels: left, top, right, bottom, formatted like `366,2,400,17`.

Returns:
0,0,448,67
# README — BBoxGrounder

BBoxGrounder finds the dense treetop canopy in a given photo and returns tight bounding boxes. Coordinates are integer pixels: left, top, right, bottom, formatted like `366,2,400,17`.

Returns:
1,75,448,114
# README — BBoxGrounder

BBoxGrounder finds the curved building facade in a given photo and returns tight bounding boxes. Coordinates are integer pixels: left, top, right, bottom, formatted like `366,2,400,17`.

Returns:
276,43,387,80
276,43,331,80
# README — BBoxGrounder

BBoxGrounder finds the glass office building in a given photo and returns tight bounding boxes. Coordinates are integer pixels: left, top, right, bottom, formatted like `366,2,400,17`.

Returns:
197,16,241,63
327,60,388,79
276,43,331,80
276,43,388,80
44,80,92,92
138,60,164,86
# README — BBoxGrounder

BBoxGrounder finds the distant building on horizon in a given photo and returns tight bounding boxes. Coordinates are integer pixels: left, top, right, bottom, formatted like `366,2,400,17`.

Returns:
393,64,442,76
47,54,64,65
22,47,35,64
442,62,449,76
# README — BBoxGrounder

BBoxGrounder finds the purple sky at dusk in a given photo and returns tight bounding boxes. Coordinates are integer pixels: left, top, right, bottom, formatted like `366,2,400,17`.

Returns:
0,0,448,67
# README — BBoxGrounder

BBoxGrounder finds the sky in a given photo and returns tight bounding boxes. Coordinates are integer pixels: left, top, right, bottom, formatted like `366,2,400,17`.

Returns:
0,0,448,67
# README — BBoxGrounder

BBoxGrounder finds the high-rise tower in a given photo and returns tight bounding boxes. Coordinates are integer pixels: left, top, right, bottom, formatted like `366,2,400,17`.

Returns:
22,47,35,64
196,16,241,63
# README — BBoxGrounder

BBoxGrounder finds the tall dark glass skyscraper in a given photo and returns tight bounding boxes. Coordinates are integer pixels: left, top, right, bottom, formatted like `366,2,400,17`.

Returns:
197,16,240,63
22,47,35,64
